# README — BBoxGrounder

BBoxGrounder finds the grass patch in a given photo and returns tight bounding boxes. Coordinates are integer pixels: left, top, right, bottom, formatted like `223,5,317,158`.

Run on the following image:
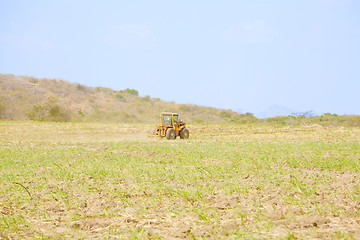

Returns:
0,122,359,239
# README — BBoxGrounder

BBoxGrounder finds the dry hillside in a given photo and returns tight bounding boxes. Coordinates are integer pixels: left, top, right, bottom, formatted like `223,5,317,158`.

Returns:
0,74,251,123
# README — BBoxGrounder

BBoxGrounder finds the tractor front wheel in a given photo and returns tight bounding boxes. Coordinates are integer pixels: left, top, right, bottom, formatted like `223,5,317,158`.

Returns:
166,128,176,140
180,128,189,139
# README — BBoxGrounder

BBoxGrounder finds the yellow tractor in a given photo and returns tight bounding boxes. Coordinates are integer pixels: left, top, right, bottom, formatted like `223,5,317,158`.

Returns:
154,112,189,140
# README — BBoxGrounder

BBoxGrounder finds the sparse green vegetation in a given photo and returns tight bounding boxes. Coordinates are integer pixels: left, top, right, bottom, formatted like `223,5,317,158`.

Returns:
115,93,126,102
124,88,139,96
1,122,359,239
27,98,71,122
0,74,241,123
29,78,38,84
2,74,359,126
76,83,86,91
264,114,360,127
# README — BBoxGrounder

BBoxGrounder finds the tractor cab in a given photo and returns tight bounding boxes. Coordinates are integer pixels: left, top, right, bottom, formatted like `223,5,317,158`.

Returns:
161,113,182,127
162,113,174,127
154,112,189,140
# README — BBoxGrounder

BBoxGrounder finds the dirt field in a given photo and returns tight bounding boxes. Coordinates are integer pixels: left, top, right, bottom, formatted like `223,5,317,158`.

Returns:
1,122,359,239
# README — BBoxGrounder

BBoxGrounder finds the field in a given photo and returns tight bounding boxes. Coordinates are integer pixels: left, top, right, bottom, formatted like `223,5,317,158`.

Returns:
1,122,360,239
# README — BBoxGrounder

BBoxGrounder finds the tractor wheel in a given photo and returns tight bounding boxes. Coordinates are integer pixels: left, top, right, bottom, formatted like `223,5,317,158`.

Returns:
180,128,189,139
166,128,176,140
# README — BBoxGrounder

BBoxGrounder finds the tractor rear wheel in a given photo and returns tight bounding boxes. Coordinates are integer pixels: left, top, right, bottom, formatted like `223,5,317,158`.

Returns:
166,128,176,140
180,128,189,139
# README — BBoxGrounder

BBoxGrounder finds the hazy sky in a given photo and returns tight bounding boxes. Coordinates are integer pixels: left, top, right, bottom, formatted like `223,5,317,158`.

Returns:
1,0,359,115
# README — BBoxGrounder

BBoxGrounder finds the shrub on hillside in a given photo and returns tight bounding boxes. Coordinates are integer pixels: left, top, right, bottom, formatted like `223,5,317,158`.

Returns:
124,88,139,96
27,98,72,122
344,115,360,127
0,100,6,119
266,116,296,126
29,78,38,84
47,105,72,122
219,110,231,119
76,84,86,91
95,87,111,93
27,104,48,121
115,93,126,102
141,95,151,102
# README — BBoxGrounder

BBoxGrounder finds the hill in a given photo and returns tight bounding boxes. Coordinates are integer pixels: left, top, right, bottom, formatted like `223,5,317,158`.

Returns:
0,74,253,123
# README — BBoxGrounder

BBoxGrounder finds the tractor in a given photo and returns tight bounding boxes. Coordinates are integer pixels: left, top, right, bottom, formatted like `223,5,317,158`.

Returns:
154,112,189,140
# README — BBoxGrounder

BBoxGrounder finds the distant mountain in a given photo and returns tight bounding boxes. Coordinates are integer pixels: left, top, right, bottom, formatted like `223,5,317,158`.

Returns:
255,104,297,119
0,73,253,123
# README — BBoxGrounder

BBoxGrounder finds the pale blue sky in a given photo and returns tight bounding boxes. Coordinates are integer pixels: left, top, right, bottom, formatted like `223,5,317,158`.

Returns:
1,0,359,115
